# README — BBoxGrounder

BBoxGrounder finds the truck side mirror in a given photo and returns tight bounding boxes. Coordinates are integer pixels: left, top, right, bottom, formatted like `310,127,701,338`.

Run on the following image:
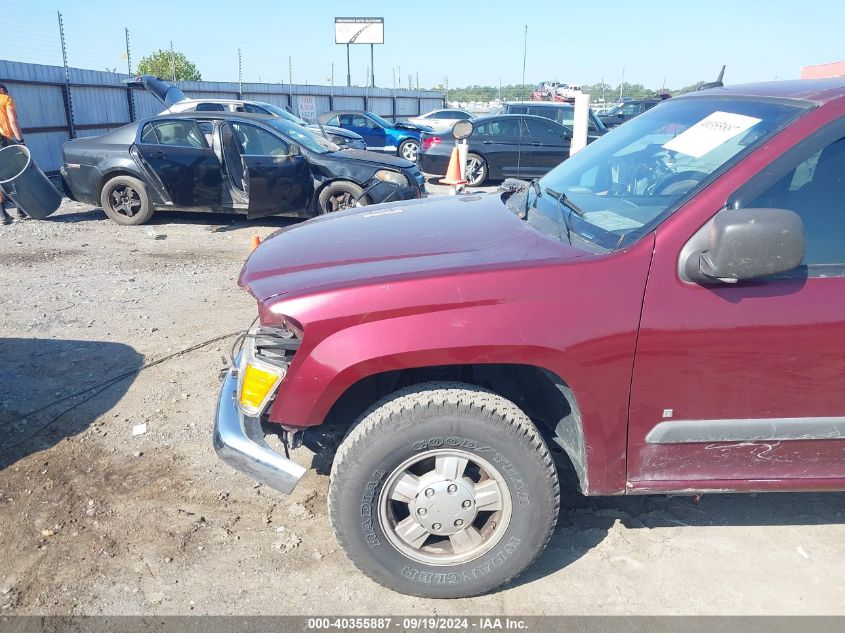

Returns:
684,208,804,283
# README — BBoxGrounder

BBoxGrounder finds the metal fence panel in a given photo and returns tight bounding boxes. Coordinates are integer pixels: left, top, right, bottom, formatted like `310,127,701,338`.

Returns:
367,97,393,117
331,95,366,111
395,98,420,116
26,131,69,173
0,59,444,174
71,86,130,125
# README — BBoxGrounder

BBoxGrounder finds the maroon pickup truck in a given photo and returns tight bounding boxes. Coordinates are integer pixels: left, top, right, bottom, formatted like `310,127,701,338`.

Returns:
215,80,845,598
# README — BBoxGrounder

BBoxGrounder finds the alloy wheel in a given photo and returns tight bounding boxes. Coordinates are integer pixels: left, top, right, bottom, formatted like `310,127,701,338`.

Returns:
465,157,484,185
109,185,142,218
401,141,419,162
378,449,512,565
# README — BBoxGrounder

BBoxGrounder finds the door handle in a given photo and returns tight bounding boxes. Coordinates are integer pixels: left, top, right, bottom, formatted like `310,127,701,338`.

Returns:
482,140,494,144
146,151,166,159
531,142,542,146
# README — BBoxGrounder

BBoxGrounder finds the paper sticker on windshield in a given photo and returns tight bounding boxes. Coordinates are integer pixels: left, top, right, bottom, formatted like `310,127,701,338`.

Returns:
584,211,643,231
662,111,761,158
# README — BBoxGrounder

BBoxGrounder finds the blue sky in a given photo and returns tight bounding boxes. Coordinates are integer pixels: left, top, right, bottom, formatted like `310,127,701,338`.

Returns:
3,0,843,89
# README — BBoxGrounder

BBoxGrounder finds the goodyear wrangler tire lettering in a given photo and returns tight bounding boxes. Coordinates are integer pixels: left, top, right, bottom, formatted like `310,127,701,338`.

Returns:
328,382,559,598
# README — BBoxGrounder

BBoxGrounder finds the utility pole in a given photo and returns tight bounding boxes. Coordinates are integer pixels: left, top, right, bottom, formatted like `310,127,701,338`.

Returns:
57,11,75,138
416,71,419,90
170,41,176,81
521,25,528,100
346,43,351,87
237,49,243,99
620,66,625,100
370,43,375,88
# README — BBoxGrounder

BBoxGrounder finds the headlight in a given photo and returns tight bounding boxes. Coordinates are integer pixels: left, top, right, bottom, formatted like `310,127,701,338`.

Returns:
374,169,409,186
237,324,290,416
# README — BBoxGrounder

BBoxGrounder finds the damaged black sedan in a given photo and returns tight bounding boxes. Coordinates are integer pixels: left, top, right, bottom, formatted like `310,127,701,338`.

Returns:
61,112,426,225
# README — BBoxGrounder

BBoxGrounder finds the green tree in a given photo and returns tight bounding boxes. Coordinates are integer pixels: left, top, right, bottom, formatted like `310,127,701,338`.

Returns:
137,49,201,81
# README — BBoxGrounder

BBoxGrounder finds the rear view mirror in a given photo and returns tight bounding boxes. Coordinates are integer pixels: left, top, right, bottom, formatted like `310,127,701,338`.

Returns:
684,208,804,283
288,144,301,157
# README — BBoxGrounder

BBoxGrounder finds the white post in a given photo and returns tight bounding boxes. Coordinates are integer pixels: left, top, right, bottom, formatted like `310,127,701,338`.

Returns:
571,93,590,156
457,140,468,181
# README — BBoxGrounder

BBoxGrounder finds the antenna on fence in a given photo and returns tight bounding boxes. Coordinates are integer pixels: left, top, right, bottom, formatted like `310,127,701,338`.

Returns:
125,28,136,122
57,11,75,139
237,48,243,99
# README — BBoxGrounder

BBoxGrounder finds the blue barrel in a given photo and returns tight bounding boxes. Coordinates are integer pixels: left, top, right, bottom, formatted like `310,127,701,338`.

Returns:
0,144,61,219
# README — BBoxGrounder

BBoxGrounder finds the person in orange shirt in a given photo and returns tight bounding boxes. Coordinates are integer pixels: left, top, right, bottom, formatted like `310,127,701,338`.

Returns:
0,83,26,225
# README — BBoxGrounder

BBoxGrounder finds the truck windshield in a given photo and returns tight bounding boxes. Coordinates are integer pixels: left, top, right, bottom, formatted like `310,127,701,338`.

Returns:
530,96,810,250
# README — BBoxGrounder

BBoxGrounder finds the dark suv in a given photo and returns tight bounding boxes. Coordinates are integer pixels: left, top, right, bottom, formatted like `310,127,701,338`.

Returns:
495,101,606,138
598,96,669,128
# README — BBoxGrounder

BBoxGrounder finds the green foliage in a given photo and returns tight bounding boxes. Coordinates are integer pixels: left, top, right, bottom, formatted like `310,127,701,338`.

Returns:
137,49,202,82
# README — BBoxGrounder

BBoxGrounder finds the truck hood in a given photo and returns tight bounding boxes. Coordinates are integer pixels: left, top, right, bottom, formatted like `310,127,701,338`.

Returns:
239,193,588,303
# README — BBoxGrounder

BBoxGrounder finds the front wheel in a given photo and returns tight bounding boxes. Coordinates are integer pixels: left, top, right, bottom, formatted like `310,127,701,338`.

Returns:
328,383,560,598
318,181,368,214
398,139,419,162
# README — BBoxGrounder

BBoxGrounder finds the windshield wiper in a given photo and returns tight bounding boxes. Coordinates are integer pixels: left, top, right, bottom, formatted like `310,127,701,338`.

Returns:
545,187,585,244
520,178,542,220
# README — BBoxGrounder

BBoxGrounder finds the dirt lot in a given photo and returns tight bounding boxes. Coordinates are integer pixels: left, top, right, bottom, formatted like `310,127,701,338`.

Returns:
1,192,844,616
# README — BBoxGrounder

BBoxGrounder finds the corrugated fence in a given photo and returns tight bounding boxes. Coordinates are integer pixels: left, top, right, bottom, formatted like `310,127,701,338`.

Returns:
0,60,445,173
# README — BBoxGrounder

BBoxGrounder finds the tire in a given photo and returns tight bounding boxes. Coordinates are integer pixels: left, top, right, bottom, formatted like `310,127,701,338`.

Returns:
318,181,368,214
99,175,154,226
465,153,488,187
328,382,560,598
398,139,419,162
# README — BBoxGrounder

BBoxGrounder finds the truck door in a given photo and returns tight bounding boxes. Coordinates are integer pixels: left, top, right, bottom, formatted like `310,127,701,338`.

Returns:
221,121,311,219
627,121,845,488
134,119,221,207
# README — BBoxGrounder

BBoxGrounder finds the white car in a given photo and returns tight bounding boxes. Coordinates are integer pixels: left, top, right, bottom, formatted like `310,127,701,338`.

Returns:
405,108,476,134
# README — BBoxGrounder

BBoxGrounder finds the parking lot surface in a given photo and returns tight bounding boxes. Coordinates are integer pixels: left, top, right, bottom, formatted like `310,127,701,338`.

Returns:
1,194,844,615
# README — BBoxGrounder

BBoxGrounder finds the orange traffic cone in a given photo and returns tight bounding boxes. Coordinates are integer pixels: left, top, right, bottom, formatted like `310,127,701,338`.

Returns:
250,235,261,252
439,145,467,186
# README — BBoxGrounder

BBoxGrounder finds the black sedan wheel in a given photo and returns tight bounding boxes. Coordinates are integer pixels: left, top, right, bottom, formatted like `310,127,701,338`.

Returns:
465,153,488,187
318,181,369,214
100,175,154,225
399,139,419,162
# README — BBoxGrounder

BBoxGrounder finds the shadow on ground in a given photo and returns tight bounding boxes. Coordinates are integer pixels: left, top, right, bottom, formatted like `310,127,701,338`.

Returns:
0,338,143,470
511,480,845,590
45,205,303,231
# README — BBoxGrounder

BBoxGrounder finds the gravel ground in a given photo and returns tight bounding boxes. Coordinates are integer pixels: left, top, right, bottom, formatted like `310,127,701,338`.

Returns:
1,189,844,616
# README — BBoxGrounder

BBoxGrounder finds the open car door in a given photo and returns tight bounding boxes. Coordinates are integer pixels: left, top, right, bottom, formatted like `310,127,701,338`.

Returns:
134,119,222,207
221,121,311,219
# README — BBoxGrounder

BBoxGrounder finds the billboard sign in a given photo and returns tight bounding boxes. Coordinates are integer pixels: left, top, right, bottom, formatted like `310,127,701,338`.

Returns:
335,17,384,45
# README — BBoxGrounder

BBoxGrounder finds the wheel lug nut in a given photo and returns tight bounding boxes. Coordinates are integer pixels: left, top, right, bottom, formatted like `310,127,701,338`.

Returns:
417,508,427,516
425,488,435,497
462,500,472,508
447,484,458,493
432,523,441,531
454,519,463,527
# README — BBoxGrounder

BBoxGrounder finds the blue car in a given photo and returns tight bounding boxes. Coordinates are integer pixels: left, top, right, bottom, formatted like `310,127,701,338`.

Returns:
317,110,432,162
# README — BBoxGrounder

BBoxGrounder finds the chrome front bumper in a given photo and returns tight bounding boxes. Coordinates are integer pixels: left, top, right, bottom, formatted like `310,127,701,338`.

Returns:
213,365,306,495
